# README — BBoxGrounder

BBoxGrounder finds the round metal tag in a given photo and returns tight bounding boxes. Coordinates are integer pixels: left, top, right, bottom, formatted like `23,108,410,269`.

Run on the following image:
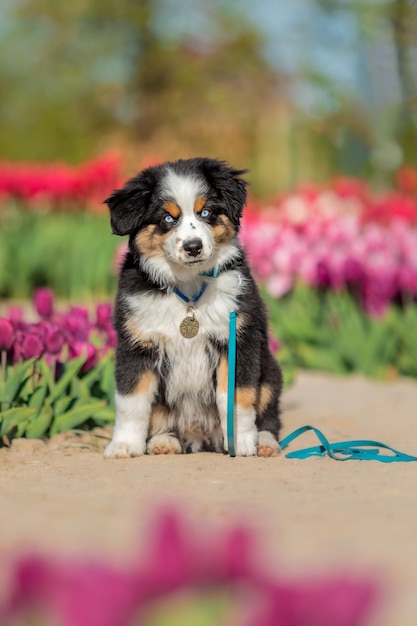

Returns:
179,316,199,338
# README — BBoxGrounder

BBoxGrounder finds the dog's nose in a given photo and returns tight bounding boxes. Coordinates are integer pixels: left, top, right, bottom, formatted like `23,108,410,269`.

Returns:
183,238,203,257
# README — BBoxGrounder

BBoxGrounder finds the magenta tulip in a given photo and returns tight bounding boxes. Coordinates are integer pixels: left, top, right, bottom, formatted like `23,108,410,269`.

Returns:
0,318,14,351
33,288,54,319
96,303,112,330
70,341,98,372
1,509,378,626
22,333,44,360
45,328,64,355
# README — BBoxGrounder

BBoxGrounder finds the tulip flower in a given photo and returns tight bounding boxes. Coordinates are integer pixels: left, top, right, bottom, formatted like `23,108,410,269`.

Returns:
21,333,44,360
1,509,378,626
33,288,54,319
45,328,65,355
0,318,14,351
96,303,113,330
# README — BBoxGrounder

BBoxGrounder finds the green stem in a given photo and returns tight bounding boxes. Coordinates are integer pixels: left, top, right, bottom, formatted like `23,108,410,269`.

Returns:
1,350,6,412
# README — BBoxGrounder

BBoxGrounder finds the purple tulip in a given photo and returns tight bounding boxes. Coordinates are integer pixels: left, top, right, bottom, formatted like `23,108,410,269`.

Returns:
33,288,54,319
22,333,44,360
64,308,90,340
70,341,98,372
45,328,65,355
0,318,15,351
96,303,112,330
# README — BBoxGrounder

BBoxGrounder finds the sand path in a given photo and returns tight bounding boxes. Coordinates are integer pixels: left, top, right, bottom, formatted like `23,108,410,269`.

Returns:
1,371,417,625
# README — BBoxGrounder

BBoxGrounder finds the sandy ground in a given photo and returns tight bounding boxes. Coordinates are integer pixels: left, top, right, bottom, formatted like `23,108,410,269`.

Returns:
1,371,417,625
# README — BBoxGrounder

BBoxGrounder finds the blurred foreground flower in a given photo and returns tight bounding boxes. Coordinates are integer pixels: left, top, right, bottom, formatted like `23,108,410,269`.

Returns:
1,510,377,626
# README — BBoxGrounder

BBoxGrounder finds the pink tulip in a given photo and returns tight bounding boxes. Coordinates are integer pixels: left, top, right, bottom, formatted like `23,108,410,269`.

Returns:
69,341,98,372
96,303,112,330
45,328,65,355
0,318,15,351
21,333,44,360
267,274,294,297
33,288,54,319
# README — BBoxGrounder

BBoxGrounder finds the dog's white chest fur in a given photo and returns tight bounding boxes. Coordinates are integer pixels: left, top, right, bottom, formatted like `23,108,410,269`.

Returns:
126,271,243,406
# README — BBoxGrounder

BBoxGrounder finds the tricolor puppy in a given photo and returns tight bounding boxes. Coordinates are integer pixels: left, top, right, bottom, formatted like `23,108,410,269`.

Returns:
104,157,282,458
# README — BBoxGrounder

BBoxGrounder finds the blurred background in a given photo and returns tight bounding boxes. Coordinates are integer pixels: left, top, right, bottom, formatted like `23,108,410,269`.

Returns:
1,0,416,194
1,0,417,405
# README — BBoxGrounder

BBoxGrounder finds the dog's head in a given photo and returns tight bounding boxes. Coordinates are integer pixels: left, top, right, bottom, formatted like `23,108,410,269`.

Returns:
105,158,248,279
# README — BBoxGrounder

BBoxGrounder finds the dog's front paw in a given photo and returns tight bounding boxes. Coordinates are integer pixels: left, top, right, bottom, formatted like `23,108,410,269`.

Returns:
235,431,257,456
147,434,182,455
257,430,280,458
103,440,145,459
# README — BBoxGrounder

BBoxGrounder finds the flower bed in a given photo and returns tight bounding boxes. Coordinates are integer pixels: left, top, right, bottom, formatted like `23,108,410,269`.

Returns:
1,509,377,626
0,153,123,211
242,212,417,317
0,289,115,442
2,160,417,441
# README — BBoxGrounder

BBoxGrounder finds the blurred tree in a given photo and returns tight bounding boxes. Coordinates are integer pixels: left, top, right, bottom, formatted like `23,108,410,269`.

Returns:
313,0,417,178
0,0,286,181
389,0,417,164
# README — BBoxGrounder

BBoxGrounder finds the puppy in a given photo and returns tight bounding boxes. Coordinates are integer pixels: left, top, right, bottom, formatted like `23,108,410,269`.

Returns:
103,157,282,458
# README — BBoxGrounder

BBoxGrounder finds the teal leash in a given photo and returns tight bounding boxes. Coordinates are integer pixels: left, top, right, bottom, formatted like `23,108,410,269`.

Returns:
279,425,417,463
227,312,237,457
226,313,417,463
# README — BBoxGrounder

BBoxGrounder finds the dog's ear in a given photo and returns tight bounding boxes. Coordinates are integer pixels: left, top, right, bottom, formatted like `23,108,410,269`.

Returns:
104,168,158,236
198,158,249,227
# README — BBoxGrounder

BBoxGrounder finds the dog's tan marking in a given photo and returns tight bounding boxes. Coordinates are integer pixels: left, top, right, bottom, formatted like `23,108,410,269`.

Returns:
217,357,228,392
194,195,206,214
257,383,273,414
236,387,257,410
148,404,172,436
213,215,235,245
164,201,181,219
125,317,154,349
134,370,157,395
135,226,169,257
236,313,246,333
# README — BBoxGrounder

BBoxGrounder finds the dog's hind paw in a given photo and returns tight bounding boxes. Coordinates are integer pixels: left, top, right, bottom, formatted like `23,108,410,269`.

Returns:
147,434,182,455
103,441,145,459
257,431,280,458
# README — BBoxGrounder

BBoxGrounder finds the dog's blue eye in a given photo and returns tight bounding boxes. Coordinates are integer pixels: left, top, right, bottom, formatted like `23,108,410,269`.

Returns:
164,215,175,223
200,209,210,218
